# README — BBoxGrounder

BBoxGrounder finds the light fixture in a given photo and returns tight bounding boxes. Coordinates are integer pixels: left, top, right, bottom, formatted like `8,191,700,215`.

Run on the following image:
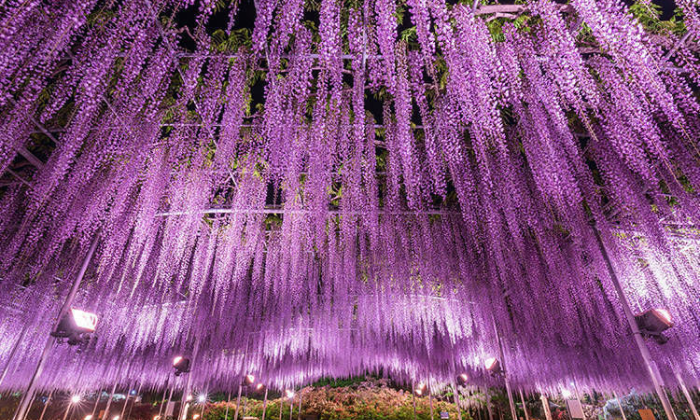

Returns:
186,395,193,402
635,309,674,344
285,389,295,399
256,383,265,391
485,357,502,375
112,416,120,420
71,395,81,404
562,389,573,399
153,417,161,420
197,394,206,403
416,388,423,396
457,373,468,385
193,415,200,420
245,374,255,385
51,308,98,346
173,356,191,376
85,416,93,420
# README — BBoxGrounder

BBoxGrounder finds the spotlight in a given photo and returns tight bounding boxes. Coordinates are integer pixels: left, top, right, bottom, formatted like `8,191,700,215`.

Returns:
71,395,81,404
197,394,206,403
172,356,191,376
635,309,674,345
193,415,200,420
256,383,265,391
285,390,295,399
562,389,572,399
457,373,468,385
245,374,255,385
85,416,93,420
186,395,193,402
485,357,502,375
51,308,98,346
416,389,423,396
112,416,120,420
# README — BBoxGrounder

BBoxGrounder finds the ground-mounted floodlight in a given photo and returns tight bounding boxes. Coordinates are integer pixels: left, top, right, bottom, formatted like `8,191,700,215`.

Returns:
256,383,265,391
485,357,502,375
51,308,98,346
285,389,295,399
172,356,191,376
415,382,426,395
197,394,207,403
245,374,255,385
635,309,674,344
85,416,93,420
71,395,81,404
562,389,573,399
457,373,469,385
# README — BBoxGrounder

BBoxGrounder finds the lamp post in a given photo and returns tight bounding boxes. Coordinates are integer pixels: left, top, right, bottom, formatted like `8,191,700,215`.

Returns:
591,225,676,420
12,236,99,420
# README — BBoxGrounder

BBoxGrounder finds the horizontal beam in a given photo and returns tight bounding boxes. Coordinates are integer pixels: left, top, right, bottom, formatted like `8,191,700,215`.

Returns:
155,207,460,217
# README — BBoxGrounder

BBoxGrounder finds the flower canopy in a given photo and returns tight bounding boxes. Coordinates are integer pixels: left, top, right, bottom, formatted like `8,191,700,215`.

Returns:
0,0,699,397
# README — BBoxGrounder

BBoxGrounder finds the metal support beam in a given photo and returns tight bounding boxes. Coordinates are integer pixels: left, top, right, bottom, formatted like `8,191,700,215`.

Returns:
12,235,99,420
674,371,700,420
591,224,677,420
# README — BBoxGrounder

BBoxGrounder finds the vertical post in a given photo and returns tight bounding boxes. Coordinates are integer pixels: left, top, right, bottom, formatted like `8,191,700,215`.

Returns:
591,225,676,420
233,382,243,420
102,383,117,420
412,382,418,420
120,388,130,420
261,388,269,420
289,391,293,420
492,315,518,420
541,395,553,420
38,390,54,420
613,392,628,420
224,391,231,420
62,401,73,420
486,390,494,420
12,236,99,420
279,394,283,420
126,383,142,420
674,371,700,420
91,389,102,420
452,381,463,420
520,390,530,420
0,323,29,387
430,389,435,420
297,388,302,420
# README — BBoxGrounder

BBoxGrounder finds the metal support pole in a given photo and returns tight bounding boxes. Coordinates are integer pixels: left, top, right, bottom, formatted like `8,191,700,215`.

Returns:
430,390,435,420
613,392,628,420
102,383,117,420
12,236,99,420
674,371,700,420
62,402,73,420
279,395,283,420
91,389,103,420
452,381,463,420
492,315,518,420
591,225,677,420
178,334,202,420
412,382,418,420
224,391,231,420
289,392,293,420
0,323,28,387
520,390,530,420
541,395,553,420
261,388,269,420
38,390,54,420
233,383,243,420
126,383,142,420
120,389,130,420
297,389,302,420
486,390,494,420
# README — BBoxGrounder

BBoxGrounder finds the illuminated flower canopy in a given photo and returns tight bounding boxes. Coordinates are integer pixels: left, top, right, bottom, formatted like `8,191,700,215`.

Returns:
0,0,699,397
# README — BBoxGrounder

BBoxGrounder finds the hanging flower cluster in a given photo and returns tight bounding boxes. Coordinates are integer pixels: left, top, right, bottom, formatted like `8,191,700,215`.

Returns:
0,0,699,396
